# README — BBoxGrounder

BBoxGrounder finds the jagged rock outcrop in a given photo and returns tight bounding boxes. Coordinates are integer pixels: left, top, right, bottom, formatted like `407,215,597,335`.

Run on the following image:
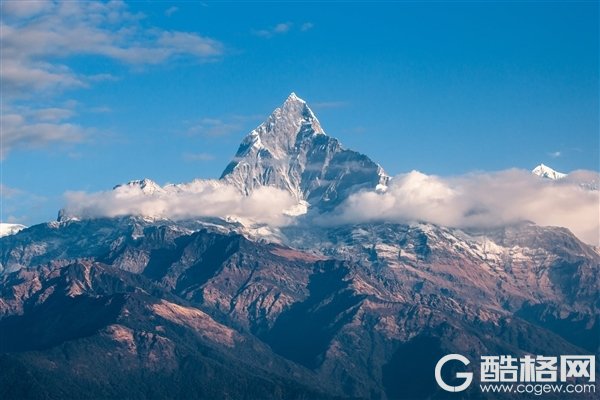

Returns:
221,93,389,210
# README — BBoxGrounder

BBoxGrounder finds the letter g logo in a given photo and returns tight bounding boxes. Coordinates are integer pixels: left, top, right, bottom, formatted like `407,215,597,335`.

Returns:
435,354,473,392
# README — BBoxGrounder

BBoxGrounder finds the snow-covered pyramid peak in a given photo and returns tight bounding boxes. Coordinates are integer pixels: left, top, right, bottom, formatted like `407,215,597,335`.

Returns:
228,92,324,162
221,93,388,210
532,163,567,180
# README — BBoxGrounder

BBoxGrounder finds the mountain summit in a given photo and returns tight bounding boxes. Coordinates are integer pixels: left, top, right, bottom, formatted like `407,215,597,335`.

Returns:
220,93,389,210
532,163,567,180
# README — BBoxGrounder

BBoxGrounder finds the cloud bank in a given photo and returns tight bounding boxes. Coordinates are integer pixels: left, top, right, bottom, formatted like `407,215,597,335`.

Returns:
324,169,600,246
62,180,298,227
61,170,599,245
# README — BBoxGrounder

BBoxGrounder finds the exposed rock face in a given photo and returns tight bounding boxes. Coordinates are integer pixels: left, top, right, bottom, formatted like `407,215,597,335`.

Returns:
221,93,389,210
1,218,598,399
0,259,337,400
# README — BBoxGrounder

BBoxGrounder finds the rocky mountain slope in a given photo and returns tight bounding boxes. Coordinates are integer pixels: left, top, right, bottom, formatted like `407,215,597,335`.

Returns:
1,94,598,399
2,216,598,399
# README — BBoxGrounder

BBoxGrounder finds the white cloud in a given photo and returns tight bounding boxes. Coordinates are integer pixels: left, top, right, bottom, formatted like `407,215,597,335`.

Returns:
165,6,179,17
183,152,215,162
88,106,112,113
0,0,223,96
273,23,291,33
0,184,23,199
252,22,293,38
0,0,225,158
30,107,75,122
548,151,562,158
301,22,314,31
186,115,261,137
187,118,242,137
62,180,298,226
1,111,86,158
1,0,52,18
0,59,86,94
324,169,600,246
58,168,600,244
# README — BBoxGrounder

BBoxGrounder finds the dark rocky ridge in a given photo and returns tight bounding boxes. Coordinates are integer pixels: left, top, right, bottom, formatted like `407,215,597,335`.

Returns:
1,218,598,399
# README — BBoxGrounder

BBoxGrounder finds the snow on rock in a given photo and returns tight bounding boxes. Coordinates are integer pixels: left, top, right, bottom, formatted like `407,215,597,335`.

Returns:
532,163,567,180
220,92,389,210
113,178,165,194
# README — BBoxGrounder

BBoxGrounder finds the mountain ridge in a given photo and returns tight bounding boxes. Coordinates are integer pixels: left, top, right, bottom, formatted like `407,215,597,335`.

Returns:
1,93,599,399
1,215,598,399
220,92,389,210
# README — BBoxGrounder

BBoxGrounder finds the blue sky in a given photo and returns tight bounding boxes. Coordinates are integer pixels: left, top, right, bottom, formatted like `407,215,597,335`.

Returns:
1,0,598,226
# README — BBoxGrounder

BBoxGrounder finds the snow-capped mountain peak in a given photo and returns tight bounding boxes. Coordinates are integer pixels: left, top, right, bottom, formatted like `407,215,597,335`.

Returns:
286,91,302,102
255,92,323,157
532,163,567,180
113,178,165,194
220,93,389,209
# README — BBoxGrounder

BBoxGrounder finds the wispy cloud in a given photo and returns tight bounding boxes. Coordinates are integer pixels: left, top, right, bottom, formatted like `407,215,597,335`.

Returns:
29,107,75,122
0,111,86,159
0,0,225,158
165,6,179,17
311,101,349,110
186,115,262,137
548,151,562,158
1,100,88,158
1,0,52,18
1,0,224,95
323,169,600,246
301,22,314,32
0,184,23,199
183,152,215,162
188,118,243,137
252,22,293,38
88,106,112,114
252,21,312,38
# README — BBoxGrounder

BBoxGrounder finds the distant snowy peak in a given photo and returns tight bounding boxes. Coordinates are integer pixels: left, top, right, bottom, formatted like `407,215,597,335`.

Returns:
221,92,389,209
532,164,567,180
0,223,26,237
112,178,231,196
113,178,165,194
